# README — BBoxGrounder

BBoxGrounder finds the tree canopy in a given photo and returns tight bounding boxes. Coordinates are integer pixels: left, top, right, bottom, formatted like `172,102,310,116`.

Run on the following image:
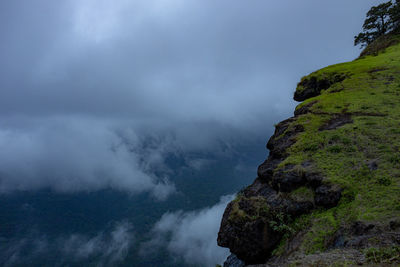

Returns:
391,0,400,30
355,0,400,47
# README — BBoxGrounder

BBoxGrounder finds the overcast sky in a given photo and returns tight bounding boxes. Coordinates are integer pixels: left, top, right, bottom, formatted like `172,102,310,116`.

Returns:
0,0,384,195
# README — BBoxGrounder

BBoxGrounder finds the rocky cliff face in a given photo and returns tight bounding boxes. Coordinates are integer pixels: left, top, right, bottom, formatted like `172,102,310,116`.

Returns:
218,35,400,266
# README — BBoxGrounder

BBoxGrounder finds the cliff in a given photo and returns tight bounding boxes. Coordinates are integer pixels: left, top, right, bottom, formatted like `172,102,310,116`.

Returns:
218,34,400,266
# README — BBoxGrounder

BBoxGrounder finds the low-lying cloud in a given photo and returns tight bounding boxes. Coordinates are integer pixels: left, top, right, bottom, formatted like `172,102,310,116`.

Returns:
143,195,234,266
0,115,263,198
62,221,133,263
0,221,134,267
0,117,175,199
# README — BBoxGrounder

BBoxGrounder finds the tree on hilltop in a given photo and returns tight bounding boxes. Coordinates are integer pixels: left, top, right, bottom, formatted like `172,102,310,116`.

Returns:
390,0,400,31
354,1,393,47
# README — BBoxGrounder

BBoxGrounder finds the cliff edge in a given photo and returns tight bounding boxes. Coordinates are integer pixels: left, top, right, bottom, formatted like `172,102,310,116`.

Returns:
218,34,400,266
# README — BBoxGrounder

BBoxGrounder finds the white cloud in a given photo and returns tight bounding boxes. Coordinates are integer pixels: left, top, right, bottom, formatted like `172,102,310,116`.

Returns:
62,221,133,263
0,117,175,199
143,195,234,267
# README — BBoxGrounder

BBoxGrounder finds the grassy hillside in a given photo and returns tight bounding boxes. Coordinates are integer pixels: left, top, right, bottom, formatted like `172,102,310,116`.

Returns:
278,35,400,261
218,34,400,266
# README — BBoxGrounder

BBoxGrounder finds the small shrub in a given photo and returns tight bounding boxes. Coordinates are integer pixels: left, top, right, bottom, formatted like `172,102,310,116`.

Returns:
269,213,295,235
377,176,392,186
328,145,342,153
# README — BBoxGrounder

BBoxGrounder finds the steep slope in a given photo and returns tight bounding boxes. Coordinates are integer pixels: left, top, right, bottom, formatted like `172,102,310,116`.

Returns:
218,35,400,266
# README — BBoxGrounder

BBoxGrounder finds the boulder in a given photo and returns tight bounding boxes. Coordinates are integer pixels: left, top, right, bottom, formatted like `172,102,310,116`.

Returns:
271,164,306,192
294,73,346,102
217,198,281,264
314,184,342,208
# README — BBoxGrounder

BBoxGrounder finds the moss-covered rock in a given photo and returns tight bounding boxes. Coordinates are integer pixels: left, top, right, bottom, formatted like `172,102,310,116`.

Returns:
294,73,347,102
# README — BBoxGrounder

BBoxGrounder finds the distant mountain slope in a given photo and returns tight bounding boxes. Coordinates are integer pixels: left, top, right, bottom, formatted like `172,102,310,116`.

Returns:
218,34,400,266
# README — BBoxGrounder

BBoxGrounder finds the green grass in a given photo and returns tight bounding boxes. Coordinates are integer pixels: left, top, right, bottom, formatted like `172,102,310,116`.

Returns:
287,37,400,252
289,186,315,202
300,210,339,254
228,195,270,222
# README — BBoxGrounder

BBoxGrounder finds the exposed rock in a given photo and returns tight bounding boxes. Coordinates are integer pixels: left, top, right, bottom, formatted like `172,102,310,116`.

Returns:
223,254,245,267
257,158,282,180
271,164,305,192
318,113,353,131
293,73,346,102
218,181,316,264
390,220,400,230
294,77,330,102
331,221,400,250
249,221,400,266
219,115,337,264
304,171,324,188
294,100,318,116
219,127,340,265
243,178,278,199
257,118,304,182
366,159,379,170
314,184,342,208
345,232,400,249
266,118,301,158
368,67,388,73
243,178,314,216
218,202,235,247
217,197,282,264
249,249,367,267
271,161,324,191
285,200,314,217
350,221,375,236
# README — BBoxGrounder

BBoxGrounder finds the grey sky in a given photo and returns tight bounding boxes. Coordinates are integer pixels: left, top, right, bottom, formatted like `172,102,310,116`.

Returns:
0,0,384,194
